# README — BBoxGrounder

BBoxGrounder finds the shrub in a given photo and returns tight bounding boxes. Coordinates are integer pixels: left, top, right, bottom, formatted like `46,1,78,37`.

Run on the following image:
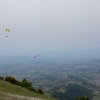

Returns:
0,76,4,80
5,76,21,85
38,88,44,95
27,87,37,93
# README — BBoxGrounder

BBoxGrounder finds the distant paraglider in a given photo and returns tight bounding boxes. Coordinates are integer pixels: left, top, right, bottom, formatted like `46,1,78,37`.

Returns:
6,28,10,37
34,55,41,63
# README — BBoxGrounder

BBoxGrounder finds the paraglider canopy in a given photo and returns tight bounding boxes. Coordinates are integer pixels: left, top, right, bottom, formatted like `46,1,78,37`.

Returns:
34,55,41,59
6,28,10,32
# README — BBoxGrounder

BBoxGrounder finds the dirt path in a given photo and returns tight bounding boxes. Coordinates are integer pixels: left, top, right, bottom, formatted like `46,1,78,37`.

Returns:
0,92,44,100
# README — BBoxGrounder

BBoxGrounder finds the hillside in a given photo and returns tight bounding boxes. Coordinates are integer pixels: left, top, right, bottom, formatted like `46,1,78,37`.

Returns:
0,79,56,100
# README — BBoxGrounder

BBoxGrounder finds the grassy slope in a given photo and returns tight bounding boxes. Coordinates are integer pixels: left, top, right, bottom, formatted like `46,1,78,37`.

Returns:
0,79,56,100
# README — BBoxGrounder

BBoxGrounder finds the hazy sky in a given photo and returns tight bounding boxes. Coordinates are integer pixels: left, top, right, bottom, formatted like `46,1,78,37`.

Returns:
0,0,100,56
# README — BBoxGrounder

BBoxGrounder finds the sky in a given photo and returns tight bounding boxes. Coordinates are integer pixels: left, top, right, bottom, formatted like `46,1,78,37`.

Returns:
0,0,100,56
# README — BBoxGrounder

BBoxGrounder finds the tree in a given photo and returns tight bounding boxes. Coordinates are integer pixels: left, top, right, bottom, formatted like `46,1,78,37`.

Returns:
38,88,44,95
20,79,37,93
20,79,32,88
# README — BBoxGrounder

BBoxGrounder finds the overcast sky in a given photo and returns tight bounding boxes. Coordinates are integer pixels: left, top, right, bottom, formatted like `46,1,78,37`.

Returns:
0,0,100,56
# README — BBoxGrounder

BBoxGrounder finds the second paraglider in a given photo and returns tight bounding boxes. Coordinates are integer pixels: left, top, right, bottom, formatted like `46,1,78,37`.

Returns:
34,55,41,63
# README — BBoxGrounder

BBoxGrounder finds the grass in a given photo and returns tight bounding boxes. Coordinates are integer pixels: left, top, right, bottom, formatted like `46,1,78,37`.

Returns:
0,79,56,100
0,93,27,100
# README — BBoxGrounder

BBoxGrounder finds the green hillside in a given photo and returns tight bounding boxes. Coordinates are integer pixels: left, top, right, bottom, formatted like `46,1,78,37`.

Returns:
0,79,56,100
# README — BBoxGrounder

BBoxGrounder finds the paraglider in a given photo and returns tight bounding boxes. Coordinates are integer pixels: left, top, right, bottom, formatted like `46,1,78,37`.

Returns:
34,55,41,63
5,28,10,37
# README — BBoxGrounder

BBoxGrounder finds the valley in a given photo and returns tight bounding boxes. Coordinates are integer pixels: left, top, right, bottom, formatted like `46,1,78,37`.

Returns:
0,56,100,100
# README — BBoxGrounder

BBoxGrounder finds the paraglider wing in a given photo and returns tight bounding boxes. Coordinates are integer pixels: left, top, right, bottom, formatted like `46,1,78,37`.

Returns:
6,28,10,32
34,55,41,59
